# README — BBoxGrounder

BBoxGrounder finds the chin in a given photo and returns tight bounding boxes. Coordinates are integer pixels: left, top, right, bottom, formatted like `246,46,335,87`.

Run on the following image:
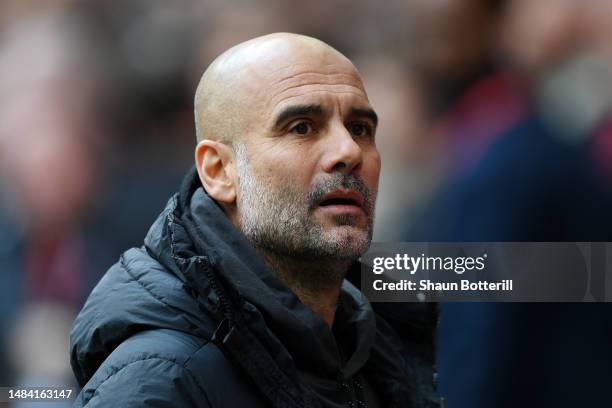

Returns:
322,227,371,259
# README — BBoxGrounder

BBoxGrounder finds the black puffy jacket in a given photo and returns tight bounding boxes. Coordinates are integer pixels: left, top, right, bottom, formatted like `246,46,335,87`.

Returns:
70,169,439,407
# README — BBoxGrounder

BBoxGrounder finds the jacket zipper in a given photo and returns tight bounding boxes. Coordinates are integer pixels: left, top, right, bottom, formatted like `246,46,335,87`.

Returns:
196,257,236,326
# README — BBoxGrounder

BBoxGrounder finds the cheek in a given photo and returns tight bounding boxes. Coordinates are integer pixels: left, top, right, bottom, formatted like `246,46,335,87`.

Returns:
260,148,318,187
361,150,381,192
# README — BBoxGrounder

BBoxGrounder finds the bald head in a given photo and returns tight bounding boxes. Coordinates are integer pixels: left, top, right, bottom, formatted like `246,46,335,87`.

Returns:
194,33,362,144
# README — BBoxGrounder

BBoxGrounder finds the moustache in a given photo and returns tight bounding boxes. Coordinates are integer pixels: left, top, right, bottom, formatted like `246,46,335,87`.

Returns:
307,173,374,215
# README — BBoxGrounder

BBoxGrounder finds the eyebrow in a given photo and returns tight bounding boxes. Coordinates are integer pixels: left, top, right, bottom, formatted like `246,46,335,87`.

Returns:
272,104,325,130
349,107,378,127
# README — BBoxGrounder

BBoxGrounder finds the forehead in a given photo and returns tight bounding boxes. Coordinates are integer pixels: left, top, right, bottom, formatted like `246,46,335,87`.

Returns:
270,69,367,107
247,54,371,121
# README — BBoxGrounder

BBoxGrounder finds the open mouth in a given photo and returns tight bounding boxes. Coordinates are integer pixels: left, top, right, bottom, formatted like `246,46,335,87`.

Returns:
317,189,365,212
319,197,361,207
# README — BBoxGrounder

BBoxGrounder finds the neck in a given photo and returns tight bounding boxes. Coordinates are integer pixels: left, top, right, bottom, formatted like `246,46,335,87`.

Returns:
259,251,351,327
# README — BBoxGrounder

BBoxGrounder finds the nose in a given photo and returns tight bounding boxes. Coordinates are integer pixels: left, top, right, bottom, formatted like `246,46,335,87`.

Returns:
321,124,363,174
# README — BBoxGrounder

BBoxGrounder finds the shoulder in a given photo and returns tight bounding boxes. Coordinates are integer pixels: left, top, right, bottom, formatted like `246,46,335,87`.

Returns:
70,247,213,384
87,247,179,305
75,329,265,408
75,329,210,407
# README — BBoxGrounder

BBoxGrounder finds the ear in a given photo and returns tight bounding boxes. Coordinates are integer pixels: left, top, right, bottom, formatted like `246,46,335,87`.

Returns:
195,140,237,204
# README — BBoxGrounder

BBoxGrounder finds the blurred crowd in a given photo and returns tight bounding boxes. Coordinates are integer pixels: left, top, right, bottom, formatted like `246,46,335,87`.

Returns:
1,0,612,407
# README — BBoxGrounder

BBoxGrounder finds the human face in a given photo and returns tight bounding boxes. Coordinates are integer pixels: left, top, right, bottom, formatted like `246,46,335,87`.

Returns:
235,53,381,261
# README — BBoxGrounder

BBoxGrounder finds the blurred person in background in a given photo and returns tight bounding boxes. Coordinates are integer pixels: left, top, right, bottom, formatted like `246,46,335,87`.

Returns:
0,12,114,401
579,1,612,202
0,2,218,398
401,0,612,406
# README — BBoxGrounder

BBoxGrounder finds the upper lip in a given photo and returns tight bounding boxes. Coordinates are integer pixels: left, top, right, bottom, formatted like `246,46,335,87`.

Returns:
319,189,364,207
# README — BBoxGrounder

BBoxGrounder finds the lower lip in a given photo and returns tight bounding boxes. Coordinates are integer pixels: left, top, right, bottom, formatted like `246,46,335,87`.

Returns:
317,204,364,215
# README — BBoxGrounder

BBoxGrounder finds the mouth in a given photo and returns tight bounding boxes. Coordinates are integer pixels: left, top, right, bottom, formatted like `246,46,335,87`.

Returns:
317,189,365,213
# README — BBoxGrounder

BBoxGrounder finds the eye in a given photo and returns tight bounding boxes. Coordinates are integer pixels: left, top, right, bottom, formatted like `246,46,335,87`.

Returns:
289,121,314,136
348,122,373,138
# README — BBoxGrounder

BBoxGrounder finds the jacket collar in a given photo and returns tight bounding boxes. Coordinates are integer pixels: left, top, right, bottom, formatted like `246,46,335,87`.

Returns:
145,167,415,407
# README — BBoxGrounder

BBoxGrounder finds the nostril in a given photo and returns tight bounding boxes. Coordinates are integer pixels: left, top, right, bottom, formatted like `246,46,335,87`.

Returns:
331,159,362,174
322,135,363,173
332,162,348,172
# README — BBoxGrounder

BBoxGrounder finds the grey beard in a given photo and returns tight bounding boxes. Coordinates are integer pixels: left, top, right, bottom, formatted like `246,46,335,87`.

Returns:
234,143,375,289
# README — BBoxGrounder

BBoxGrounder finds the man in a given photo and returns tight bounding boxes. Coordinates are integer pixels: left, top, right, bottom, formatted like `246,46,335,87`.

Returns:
70,33,439,407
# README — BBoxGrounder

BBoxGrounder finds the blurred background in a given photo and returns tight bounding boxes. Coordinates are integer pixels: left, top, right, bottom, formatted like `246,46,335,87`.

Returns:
0,0,611,407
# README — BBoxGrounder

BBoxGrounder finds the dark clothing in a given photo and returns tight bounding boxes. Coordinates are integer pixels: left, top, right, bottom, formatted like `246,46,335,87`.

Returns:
409,104,612,407
71,169,438,407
